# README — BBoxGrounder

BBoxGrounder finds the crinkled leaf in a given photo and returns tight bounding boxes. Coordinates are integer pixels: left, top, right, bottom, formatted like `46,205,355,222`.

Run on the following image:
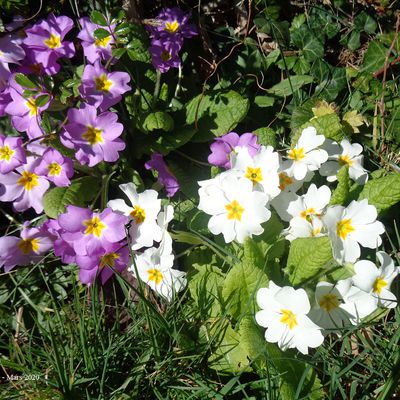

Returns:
43,177,100,219
285,236,333,286
253,127,277,147
330,166,350,205
358,174,400,213
186,90,249,142
142,111,174,133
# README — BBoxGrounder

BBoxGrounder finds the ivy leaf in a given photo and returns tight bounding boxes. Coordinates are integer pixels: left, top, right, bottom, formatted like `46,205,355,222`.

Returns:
285,237,333,286
186,90,249,142
358,174,400,213
269,75,314,97
330,166,350,205
362,41,388,73
315,67,346,101
142,111,174,133
43,177,100,219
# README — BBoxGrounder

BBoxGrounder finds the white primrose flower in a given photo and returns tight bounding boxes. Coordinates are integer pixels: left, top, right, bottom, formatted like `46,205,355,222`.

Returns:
130,236,186,302
323,199,385,264
197,173,271,243
108,183,162,250
352,252,399,309
309,280,375,333
156,204,174,255
230,145,281,200
320,139,368,184
285,216,324,241
285,127,328,181
255,281,324,355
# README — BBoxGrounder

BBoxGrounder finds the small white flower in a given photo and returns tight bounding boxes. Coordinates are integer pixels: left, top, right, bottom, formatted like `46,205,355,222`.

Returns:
131,239,186,302
108,183,162,250
320,139,368,184
156,204,174,255
323,199,385,264
285,216,324,241
309,280,373,333
230,145,281,200
255,281,324,354
198,173,270,243
285,127,328,180
352,252,399,309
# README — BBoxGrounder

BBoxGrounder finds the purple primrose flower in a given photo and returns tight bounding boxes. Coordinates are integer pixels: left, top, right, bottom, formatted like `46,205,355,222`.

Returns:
79,61,131,111
149,40,181,73
0,134,26,174
145,153,180,197
62,104,125,166
0,156,49,213
23,13,75,75
208,132,260,169
77,17,116,64
34,148,74,187
0,222,54,272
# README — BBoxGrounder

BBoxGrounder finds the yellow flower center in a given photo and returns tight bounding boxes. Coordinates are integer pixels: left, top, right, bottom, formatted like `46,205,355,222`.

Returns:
311,227,321,236
225,199,244,221
319,293,340,312
373,277,387,295
278,172,294,191
47,162,62,176
161,50,172,62
147,268,164,285
336,218,355,240
82,126,103,145
94,74,113,92
0,145,15,162
245,166,263,184
99,252,120,268
338,154,353,167
17,171,39,191
83,216,106,237
18,238,40,255
288,147,305,161
130,205,146,224
26,97,38,117
165,20,179,33
300,207,317,219
280,309,298,330
44,33,61,49
95,35,111,48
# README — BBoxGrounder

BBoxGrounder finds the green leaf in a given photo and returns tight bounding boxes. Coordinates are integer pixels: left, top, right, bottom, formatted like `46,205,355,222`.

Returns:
354,11,377,34
330,166,350,205
253,127,277,147
315,67,347,101
285,237,333,286
43,177,100,219
269,75,314,97
362,40,388,73
188,261,225,318
93,28,111,40
186,90,249,142
347,30,361,51
254,96,275,108
35,94,50,107
358,174,400,213
90,11,107,26
142,111,174,133
307,112,344,142
14,73,38,89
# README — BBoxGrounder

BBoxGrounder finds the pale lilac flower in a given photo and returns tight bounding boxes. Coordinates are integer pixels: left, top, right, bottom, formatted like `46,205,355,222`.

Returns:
79,61,131,111
0,35,25,90
145,153,180,197
0,222,54,272
0,156,49,213
62,104,125,166
57,206,128,256
0,134,26,174
75,241,129,285
34,148,74,187
149,40,181,73
77,17,115,64
208,132,260,169
0,88,12,117
23,13,75,75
